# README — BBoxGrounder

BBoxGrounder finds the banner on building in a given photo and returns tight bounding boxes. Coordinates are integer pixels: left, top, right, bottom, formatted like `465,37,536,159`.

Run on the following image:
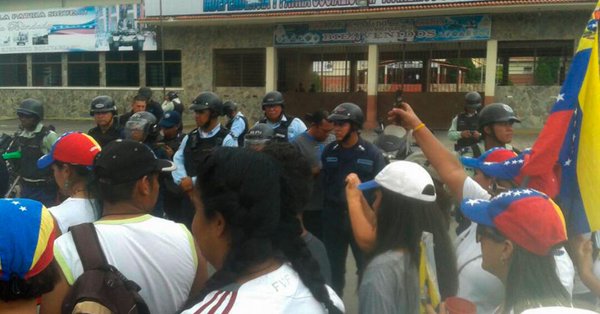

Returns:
0,5,156,54
273,15,491,46
145,0,489,15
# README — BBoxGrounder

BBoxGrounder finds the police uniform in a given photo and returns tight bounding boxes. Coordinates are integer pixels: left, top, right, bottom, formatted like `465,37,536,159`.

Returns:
258,114,307,142
227,111,249,147
88,117,121,147
320,137,385,296
448,112,479,151
13,123,58,206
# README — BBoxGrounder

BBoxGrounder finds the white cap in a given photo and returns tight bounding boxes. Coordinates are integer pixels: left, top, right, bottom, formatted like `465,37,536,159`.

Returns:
358,160,436,202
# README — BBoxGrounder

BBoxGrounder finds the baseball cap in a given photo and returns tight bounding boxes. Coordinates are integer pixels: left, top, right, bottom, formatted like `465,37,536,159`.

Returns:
0,198,56,281
358,160,436,202
37,132,101,169
94,139,175,184
158,110,181,128
461,188,567,256
405,152,441,182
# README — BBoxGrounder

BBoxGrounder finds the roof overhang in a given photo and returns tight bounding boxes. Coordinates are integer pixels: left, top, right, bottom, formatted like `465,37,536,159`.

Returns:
139,0,595,26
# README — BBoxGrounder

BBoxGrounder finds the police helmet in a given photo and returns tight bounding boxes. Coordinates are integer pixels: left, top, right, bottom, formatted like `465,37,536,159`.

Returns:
89,95,117,116
190,92,223,117
124,111,158,140
138,87,153,100
222,101,238,117
244,123,274,149
17,98,44,120
328,102,364,128
464,91,482,109
166,91,179,101
261,91,284,109
478,103,521,130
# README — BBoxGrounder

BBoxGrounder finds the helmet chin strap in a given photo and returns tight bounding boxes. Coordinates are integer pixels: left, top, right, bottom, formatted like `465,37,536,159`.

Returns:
339,123,357,144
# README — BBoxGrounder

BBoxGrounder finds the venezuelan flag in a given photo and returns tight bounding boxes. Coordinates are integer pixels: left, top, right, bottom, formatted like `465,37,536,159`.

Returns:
521,2,600,234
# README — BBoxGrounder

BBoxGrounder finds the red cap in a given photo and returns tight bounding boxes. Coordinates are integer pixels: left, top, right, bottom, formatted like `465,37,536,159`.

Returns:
37,132,101,168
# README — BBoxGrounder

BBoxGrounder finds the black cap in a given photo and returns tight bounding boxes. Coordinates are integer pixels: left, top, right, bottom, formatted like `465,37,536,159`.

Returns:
94,139,175,184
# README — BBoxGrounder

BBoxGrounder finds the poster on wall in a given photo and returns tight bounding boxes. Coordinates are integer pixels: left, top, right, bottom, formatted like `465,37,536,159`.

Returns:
274,15,491,46
0,5,156,54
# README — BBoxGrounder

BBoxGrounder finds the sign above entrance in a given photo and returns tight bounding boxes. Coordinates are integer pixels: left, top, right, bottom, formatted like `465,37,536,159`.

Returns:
274,15,491,46
0,5,156,54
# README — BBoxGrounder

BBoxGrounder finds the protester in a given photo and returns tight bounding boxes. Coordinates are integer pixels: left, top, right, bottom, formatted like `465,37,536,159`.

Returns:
448,91,482,152
87,95,121,147
461,189,572,313
244,123,274,151
41,140,207,314
37,132,101,236
292,110,335,239
257,91,306,142
262,142,332,285
346,161,458,313
12,98,59,207
181,148,344,313
321,102,385,296
0,198,59,314
223,100,249,147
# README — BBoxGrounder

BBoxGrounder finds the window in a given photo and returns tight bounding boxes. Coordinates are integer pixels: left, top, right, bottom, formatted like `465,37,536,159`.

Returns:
215,49,265,87
146,50,182,87
32,53,62,86
68,52,99,86
0,54,27,86
106,51,139,86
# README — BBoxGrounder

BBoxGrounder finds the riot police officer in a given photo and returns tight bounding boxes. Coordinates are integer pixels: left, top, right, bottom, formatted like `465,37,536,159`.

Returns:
257,91,306,142
473,102,521,157
12,98,59,206
123,111,160,145
223,100,249,147
320,102,385,297
88,95,121,147
448,91,482,151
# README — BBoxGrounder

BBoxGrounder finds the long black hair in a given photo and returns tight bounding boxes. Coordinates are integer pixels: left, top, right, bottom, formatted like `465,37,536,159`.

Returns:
189,147,341,313
371,188,458,299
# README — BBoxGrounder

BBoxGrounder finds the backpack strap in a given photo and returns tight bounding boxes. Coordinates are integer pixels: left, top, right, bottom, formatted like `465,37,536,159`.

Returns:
70,223,108,271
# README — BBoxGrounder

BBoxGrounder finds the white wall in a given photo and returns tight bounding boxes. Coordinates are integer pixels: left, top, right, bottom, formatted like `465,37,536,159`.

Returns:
1,0,139,11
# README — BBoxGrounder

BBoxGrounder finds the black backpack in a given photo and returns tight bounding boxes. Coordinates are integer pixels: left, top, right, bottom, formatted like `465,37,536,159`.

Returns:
61,223,150,314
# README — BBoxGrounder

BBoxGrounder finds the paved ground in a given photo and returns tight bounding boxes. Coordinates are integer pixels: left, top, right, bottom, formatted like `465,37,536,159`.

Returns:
1,118,540,313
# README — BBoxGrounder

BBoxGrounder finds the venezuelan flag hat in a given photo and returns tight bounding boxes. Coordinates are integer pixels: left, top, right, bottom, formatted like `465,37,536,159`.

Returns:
0,198,56,281
37,132,101,169
461,189,567,256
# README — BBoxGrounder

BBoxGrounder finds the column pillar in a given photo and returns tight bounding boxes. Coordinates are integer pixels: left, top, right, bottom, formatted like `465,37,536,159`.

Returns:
484,39,498,105
266,47,278,92
365,44,379,129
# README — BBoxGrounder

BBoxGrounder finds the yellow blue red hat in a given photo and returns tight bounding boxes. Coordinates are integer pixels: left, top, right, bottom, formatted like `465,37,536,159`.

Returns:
37,132,101,169
0,198,56,280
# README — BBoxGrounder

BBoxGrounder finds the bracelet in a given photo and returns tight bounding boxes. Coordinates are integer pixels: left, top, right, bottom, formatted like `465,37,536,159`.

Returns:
413,123,426,132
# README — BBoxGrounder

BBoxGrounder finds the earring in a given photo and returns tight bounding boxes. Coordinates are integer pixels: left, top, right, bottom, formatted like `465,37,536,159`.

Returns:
63,179,71,191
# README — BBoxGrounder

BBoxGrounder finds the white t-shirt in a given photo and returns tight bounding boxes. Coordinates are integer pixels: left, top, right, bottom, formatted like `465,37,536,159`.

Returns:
48,197,99,234
54,215,198,314
181,263,345,314
459,177,575,312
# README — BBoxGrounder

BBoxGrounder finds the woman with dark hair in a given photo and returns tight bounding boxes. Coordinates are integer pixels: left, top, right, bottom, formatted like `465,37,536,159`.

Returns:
461,189,572,313
37,132,101,236
0,198,59,314
182,147,344,313
346,161,458,313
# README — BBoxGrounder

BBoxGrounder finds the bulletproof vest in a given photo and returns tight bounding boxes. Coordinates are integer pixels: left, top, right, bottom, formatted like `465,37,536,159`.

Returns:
183,127,230,176
258,115,294,142
88,118,121,148
226,115,249,147
456,112,479,148
15,126,52,181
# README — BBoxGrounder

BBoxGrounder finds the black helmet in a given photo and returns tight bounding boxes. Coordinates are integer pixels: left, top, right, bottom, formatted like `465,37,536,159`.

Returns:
478,103,521,130
244,123,274,149
166,91,179,101
124,111,158,140
190,92,223,117
17,98,44,120
262,91,284,108
138,87,153,100
90,95,117,116
222,101,238,117
328,102,364,128
464,91,482,109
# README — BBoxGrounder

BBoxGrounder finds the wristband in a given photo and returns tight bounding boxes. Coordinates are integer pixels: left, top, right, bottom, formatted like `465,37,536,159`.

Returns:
413,123,426,132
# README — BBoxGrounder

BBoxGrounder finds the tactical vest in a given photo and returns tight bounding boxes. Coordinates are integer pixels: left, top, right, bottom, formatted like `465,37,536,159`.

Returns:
258,115,294,142
15,126,52,181
183,127,230,177
226,115,249,147
456,112,479,149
